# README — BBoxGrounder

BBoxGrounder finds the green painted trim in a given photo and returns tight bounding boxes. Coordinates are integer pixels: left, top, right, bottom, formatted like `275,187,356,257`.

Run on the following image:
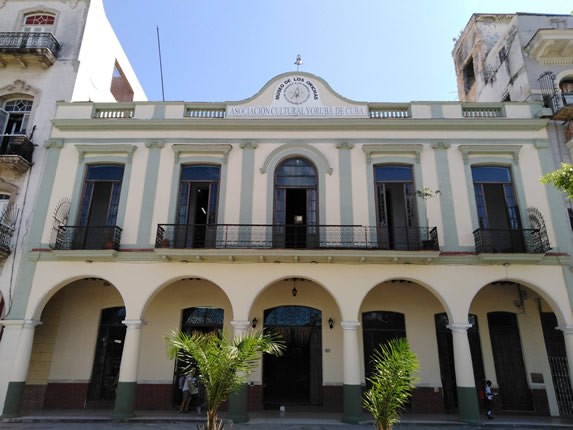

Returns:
337,144,354,224
9,144,63,319
264,146,328,225
228,384,249,423
1,381,24,418
113,381,136,419
457,386,480,425
433,143,459,249
136,143,163,246
238,144,257,224
52,118,549,132
167,156,228,224
342,384,363,423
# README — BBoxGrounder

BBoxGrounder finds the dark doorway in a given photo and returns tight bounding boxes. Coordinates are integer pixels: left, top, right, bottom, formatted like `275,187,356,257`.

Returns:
77,165,124,249
362,311,406,381
87,307,126,406
263,306,322,408
274,158,318,249
173,307,224,406
435,313,485,411
176,165,220,248
374,165,418,250
540,312,573,415
487,312,533,411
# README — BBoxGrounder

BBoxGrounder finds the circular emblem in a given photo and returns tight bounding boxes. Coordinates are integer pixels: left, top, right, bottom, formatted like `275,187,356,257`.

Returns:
284,82,311,105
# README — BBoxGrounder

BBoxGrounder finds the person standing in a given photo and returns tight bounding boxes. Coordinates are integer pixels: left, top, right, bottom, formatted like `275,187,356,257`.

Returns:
485,380,496,419
179,369,196,412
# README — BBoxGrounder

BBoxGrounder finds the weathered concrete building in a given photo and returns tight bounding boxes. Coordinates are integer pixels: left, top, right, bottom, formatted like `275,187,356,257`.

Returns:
0,0,145,412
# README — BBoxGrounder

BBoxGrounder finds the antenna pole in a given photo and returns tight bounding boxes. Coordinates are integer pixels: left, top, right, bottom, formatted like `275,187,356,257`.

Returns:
156,26,165,102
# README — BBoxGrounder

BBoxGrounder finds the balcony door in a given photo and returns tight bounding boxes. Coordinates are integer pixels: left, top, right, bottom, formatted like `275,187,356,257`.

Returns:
375,165,417,250
472,166,523,252
273,157,318,249
176,165,220,248
77,165,124,249
1,99,32,135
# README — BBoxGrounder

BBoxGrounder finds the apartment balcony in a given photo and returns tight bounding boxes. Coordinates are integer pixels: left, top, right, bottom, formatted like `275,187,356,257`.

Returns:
0,135,34,174
155,224,439,252
52,226,122,251
0,223,14,259
525,29,573,65
473,228,549,254
0,32,60,67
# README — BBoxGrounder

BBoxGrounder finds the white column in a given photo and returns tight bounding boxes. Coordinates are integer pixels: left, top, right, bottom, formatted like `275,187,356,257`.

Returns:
341,321,361,385
558,325,573,391
231,320,251,338
11,320,42,382
447,323,475,386
117,320,144,383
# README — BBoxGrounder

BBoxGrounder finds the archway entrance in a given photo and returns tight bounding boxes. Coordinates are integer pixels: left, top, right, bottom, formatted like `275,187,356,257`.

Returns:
263,305,322,408
87,306,126,406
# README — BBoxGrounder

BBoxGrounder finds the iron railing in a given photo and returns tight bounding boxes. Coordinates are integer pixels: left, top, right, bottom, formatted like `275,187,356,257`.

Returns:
53,225,122,251
0,135,35,164
0,32,60,55
156,224,439,251
0,223,14,256
473,228,549,254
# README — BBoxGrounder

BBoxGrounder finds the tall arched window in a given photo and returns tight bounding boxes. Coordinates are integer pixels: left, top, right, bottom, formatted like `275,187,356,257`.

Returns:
273,157,318,248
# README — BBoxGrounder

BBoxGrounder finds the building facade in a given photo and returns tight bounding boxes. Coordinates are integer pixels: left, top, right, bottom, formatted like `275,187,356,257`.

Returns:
0,71,572,423
0,0,145,370
0,0,145,415
453,13,573,222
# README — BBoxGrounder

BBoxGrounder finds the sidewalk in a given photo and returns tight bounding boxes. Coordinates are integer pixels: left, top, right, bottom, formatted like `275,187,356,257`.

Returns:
2,409,573,429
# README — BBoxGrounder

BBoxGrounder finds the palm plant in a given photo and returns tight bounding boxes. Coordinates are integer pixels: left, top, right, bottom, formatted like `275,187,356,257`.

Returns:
363,338,419,430
166,329,284,430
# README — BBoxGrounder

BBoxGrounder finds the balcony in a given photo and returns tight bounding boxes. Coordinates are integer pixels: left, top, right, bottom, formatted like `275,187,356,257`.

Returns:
0,223,14,259
0,32,60,67
0,135,34,174
52,226,122,251
155,224,439,251
473,228,549,254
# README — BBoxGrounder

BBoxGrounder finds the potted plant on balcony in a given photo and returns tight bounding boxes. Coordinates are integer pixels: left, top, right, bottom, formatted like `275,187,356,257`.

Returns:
416,187,440,250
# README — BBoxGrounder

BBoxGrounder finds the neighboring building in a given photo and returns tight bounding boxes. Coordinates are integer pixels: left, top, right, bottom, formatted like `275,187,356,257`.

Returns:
1,71,572,424
453,13,573,225
0,0,145,411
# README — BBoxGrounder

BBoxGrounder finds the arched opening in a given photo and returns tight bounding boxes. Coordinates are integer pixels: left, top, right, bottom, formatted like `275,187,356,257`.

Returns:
263,305,322,408
273,157,318,249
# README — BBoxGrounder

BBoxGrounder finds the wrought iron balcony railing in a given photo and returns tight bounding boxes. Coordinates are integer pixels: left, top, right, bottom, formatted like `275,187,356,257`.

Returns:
473,228,549,254
156,224,439,251
52,225,122,251
0,223,14,257
0,32,60,55
0,135,35,164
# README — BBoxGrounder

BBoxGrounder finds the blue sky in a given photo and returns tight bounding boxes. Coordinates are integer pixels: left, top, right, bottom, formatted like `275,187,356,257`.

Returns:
103,1,572,103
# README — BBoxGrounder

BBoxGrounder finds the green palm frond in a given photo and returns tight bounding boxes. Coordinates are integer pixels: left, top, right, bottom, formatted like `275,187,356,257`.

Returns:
363,338,419,430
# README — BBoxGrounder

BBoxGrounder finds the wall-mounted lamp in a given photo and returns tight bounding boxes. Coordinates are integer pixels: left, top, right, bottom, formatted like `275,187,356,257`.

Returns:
291,277,298,297
328,318,334,329
251,317,258,329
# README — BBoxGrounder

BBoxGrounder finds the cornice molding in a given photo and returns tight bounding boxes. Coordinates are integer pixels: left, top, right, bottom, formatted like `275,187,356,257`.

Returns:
75,144,137,162
172,144,233,163
458,144,522,164
362,144,423,164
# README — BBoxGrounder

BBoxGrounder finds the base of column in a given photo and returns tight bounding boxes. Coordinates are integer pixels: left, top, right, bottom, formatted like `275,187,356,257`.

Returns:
1,381,25,418
457,386,480,425
341,384,363,423
228,384,249,423
113,382,137,419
